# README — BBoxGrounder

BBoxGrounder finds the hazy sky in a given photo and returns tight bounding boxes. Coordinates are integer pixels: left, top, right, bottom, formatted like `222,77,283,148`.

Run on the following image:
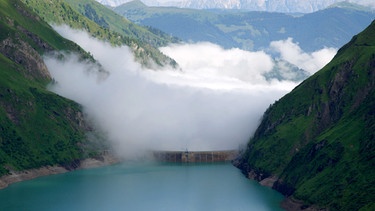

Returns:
45,25,335,158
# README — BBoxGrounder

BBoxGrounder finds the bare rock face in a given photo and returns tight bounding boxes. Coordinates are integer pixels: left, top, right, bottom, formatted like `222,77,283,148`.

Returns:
0,30,52,81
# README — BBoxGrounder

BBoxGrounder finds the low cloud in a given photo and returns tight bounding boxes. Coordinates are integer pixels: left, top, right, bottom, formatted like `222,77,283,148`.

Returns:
270,38,337,74
46,26,332,158
159,42,274,84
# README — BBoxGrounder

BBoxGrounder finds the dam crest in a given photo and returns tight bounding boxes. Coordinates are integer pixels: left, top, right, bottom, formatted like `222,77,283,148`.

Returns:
153,150,238,163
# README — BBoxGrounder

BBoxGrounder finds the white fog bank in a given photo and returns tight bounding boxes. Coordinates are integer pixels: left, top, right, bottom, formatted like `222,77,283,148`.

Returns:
270,38,337,74
46,25,334,158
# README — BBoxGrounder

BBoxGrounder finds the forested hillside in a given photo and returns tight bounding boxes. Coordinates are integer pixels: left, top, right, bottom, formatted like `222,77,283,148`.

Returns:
0,0,101,175
0,0,180,177
235,21,375,210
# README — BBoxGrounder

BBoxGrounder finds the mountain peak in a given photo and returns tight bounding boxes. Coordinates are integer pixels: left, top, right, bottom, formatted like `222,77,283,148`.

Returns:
329,1,372,12
122,0,147,8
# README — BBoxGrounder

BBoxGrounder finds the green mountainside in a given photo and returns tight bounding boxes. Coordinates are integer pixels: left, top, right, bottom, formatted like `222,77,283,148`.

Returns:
0,0,103,175
21,0,177,68
235,21,375,210
0,0,180,178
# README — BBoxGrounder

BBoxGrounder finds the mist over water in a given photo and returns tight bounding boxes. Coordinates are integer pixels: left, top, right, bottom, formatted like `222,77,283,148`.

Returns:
46,25,335,158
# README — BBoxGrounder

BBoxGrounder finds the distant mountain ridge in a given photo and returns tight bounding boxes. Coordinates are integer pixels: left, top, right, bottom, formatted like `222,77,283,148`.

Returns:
115,1,375,52
97,0,375,13
180,0,338,12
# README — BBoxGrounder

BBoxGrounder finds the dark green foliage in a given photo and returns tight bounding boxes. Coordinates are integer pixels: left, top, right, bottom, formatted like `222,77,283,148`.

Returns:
84,4,109,28
0,54,85,174
0,0,99,175
239,21,375,210
0,0,181,177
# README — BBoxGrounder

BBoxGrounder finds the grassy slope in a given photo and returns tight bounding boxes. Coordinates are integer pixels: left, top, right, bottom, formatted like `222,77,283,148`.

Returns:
240,21,375,210
0,0,97,175
64,0,179,47
21,0,177,68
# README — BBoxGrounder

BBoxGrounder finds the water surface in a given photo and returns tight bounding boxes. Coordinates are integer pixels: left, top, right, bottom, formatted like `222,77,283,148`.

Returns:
0,162,284,211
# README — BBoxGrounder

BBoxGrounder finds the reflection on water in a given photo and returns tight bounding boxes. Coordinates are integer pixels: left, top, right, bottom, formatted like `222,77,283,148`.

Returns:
0,162,285,211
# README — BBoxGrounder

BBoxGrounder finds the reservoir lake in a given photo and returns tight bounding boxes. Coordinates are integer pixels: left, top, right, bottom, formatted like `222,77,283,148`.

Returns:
0,162,285,211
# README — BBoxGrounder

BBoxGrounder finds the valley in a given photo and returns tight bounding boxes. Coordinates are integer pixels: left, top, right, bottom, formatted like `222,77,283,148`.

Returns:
0,0,374,210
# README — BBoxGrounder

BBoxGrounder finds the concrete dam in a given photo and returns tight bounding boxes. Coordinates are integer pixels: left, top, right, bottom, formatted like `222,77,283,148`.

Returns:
153,150,238,163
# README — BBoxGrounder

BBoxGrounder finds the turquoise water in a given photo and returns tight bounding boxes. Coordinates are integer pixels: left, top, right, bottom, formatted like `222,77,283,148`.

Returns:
0,162,285,211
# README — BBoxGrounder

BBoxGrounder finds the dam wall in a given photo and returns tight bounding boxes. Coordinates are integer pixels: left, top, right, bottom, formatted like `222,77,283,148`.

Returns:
153,150,238,163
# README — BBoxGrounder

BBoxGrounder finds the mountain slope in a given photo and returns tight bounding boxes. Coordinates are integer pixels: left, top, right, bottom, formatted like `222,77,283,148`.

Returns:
21,0,177,68
115,1,374,52
64,0,179,47
235,21,375,210
0,0,104,176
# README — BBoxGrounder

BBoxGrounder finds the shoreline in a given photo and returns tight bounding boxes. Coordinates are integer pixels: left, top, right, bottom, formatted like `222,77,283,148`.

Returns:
0,154,120,190
253,174,321,211
232,159,324,211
